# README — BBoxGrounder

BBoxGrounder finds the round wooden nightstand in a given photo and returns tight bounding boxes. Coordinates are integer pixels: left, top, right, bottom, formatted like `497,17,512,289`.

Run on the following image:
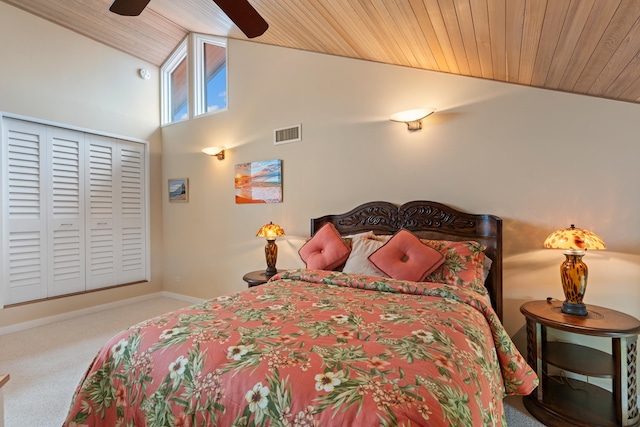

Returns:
520,299,640,427
242,270,281,287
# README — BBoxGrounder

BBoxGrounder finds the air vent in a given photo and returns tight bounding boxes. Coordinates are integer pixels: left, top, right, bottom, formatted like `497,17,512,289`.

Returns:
274,124,302,145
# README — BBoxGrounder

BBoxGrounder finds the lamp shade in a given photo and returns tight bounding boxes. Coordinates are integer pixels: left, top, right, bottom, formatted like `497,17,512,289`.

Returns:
543,224,606,251
256,222,285,240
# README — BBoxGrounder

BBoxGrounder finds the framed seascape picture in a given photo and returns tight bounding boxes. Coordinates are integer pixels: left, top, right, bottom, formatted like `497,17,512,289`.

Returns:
235,159,283,204
168,178,189,203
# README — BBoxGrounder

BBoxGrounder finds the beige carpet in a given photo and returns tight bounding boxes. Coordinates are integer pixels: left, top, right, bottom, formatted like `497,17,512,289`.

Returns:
0,296,544,426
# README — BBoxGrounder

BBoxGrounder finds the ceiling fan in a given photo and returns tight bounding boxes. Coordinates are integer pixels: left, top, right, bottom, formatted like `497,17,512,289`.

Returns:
109,0,269,38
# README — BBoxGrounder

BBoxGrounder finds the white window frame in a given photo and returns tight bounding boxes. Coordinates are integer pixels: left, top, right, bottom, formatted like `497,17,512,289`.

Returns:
161,34,228,126
193,34,228,117
161,38,189,126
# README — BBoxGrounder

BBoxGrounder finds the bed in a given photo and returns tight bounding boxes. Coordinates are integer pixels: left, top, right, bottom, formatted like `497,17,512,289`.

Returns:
63,200,537,427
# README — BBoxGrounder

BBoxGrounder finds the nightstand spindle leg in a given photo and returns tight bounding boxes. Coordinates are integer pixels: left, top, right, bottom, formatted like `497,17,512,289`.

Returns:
525,319,543,401
619,336,639,426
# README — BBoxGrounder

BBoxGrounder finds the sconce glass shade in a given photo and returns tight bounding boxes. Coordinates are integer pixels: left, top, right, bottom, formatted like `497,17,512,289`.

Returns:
256,222,285,276
201,146,225,160
544,225,606,316
389,108,435,130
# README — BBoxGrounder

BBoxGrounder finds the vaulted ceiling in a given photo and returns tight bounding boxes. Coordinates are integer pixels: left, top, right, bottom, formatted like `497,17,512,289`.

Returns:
5,0,640,105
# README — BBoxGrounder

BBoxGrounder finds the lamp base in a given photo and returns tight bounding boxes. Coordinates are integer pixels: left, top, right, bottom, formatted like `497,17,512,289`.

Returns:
265,267,277,277
561,301,587,316
264,239,278,277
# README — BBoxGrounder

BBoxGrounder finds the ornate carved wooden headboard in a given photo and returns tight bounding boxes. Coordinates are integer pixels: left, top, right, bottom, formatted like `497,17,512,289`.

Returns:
311,201,503,321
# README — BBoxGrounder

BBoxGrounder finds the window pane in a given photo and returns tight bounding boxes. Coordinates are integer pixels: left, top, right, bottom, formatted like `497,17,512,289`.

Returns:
171,56,188,122
203,42,227,113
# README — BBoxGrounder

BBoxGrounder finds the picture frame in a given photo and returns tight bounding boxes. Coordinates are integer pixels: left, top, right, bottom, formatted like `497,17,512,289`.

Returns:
234,159,283,204
168,178,189,203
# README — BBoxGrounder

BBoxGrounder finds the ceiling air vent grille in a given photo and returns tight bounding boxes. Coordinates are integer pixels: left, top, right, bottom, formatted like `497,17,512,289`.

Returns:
274,124,302,145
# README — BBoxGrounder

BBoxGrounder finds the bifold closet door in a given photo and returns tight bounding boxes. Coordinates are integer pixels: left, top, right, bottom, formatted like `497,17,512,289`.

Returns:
2,119,85,303
117,140,146,285
85,134,118,289
2,119,48,304
47,126,86,297
85,136,146,290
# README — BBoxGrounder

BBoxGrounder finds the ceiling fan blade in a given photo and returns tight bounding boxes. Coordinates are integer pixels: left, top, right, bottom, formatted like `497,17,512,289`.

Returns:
109,0,151,16
213,0,269,38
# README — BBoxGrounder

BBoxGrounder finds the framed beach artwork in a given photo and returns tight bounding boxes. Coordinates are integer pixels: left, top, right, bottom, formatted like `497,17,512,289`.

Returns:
235,159,283,204
168,178,189,203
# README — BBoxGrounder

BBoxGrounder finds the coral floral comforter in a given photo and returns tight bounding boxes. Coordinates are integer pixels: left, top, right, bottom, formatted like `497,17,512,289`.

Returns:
63,269,537,427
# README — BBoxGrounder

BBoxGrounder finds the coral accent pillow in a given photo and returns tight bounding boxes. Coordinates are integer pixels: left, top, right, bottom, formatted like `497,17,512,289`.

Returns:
368,230,445,282
421,239,489,295
299,223,351,270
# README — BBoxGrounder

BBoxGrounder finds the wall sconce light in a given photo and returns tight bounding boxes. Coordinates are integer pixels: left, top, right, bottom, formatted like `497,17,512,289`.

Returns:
389,108,435,131
543,224,606,316
201,146,225,160
256,222,285,276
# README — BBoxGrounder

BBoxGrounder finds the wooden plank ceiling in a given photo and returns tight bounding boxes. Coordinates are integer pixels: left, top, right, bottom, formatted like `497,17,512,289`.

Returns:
4,0,640,104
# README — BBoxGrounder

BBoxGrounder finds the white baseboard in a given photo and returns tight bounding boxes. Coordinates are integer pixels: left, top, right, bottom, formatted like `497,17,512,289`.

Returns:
159,291,204,305
0,291,204,336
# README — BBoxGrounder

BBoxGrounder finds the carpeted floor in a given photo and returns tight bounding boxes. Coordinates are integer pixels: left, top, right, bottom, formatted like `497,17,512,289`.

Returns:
0,296,544,426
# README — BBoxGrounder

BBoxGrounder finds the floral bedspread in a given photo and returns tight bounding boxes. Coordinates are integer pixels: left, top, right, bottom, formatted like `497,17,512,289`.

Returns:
63,269,537,427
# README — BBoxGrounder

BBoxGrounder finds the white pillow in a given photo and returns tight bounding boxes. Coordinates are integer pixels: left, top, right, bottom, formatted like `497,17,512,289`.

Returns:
342,231,375,240
342,234,387,277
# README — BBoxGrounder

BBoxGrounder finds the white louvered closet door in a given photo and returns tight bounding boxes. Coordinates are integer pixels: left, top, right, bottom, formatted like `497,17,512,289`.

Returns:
85,134,117,289
85,136,146,289
2,115,148,305
118,141,146,284
47,127,85,297
2,119,48,304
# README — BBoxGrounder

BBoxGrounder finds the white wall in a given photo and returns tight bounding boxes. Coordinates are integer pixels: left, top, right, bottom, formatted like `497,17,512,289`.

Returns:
162,39,640,347
0,3,163,328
